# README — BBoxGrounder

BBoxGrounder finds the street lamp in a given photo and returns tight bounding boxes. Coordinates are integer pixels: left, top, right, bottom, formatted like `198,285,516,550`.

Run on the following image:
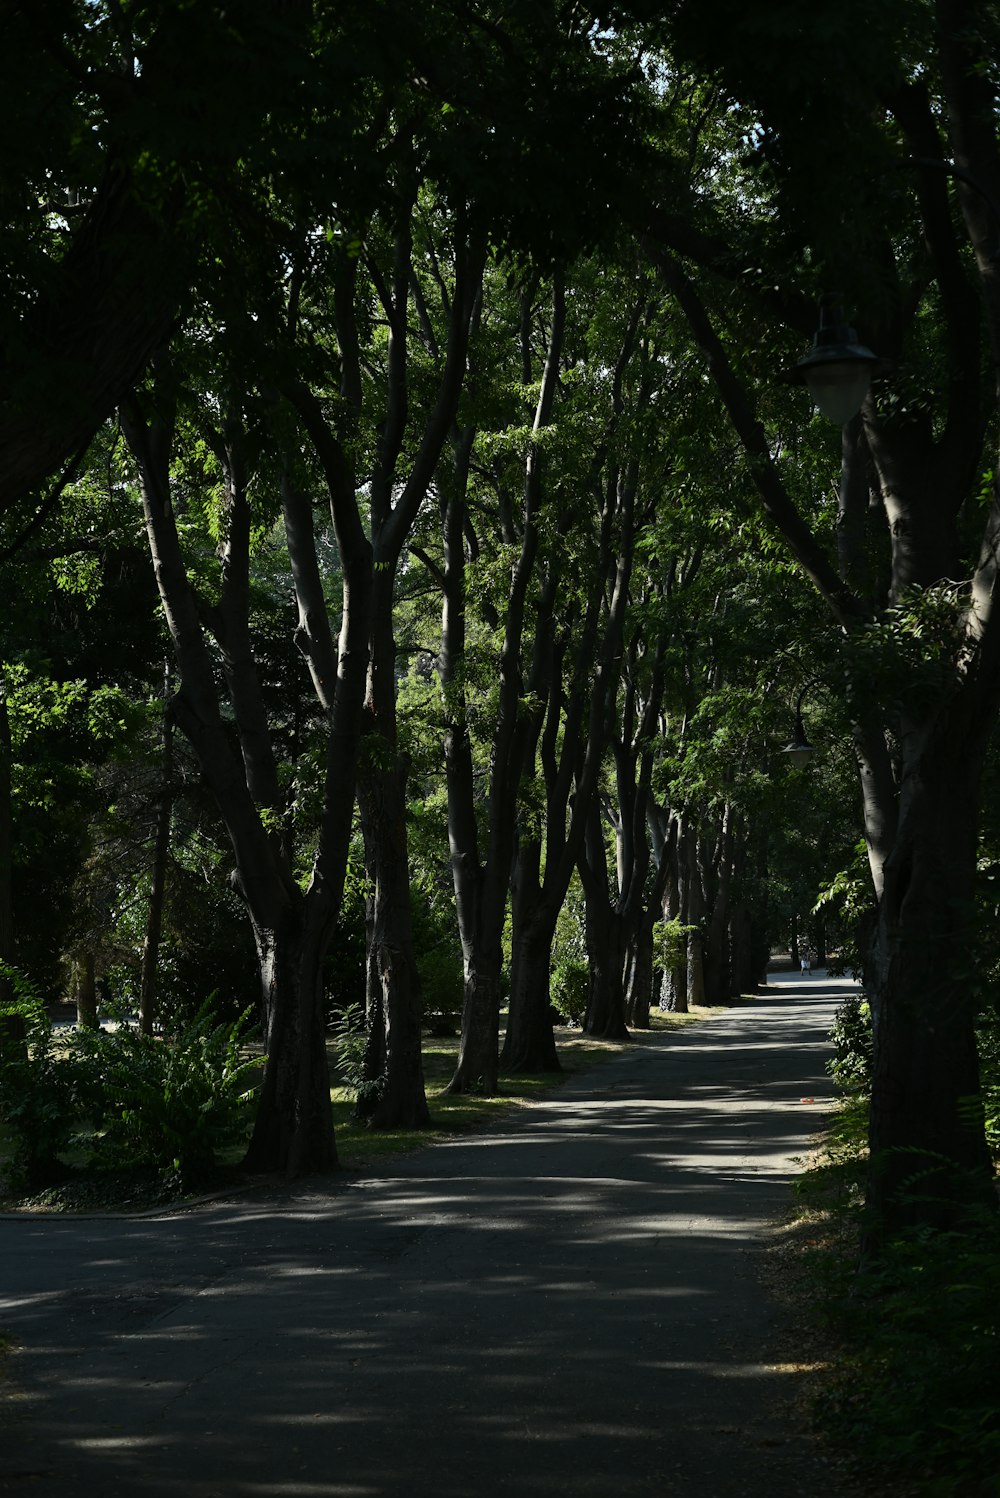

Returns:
781,681,818,767
791,297,880,425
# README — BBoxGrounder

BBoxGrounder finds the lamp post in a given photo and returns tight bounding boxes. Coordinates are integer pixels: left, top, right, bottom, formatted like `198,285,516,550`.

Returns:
791,296,880,425
781,680,818,767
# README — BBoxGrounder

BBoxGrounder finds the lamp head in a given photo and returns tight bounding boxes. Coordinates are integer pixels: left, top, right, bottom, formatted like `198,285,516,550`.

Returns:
781,737,817,768
792,298,879,425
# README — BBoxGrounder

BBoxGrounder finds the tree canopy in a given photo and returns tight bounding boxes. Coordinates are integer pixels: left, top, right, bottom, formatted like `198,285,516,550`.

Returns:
3,0,1000,1260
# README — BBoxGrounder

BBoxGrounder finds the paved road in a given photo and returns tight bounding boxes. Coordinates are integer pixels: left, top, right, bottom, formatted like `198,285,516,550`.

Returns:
0,974,855,1498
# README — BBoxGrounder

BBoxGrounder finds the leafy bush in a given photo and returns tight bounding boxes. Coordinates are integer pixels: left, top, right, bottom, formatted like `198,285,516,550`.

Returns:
652,917,695,972
551,955,588,1025
828,992,873,1093
77,1001,259,1189
0,963,82,1189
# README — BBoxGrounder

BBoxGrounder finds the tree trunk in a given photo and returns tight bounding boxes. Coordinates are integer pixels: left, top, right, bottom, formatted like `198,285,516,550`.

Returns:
579,799,629,1040
502,919,561,1073
439,429,513,1099
0,689,14,1019
139,660,173,1035
866,729,996,1237
583,893,629,1040
702,811,734,1006
356,752,430,1129
245,913,337,1175
728,904,755,996
75,951,99,1030
686,930,706,1008
624,912,655,1028
502,841,561,1073
125,394,343,1178
450,962,502,1095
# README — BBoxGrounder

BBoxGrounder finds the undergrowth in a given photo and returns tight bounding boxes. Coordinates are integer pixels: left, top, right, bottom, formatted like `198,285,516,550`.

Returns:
0,966,258,1197
795,996,1000,1497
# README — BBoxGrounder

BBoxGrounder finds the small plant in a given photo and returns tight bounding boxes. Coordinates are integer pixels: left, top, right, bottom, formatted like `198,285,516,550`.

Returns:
652,917,697,971
551,955,589,1025
828,992,873,1093
330,1001,368,1098
77,1000,259,1189
0,962,82,1189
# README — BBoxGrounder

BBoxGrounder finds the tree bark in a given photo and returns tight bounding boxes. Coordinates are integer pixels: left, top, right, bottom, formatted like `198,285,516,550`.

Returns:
446,279,565,1091
352,214,483,1121
356,742,430,1129
0,688,13,1016
702,808,734,1006
579,800,629,1040
439,431,512,1096
139,659,174,1035
245,912,337,1175
74,952,99,1030
124,393,340,1177
503,865,561,1074
866,702,996,1236
624,911,656,1029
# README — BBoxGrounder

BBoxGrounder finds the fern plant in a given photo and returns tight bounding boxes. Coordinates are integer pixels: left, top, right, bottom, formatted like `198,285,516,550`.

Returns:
78,1000,259,1188
330,1001,367,1098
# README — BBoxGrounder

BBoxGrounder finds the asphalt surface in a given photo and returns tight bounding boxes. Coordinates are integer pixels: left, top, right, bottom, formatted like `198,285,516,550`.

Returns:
0,973,855,1498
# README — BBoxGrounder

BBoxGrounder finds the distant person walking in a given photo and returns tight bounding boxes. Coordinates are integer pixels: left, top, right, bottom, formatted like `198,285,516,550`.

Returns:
800,951,812,976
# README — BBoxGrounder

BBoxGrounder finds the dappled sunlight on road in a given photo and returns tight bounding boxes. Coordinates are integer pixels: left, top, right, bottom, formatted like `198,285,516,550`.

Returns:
0,984,855,1497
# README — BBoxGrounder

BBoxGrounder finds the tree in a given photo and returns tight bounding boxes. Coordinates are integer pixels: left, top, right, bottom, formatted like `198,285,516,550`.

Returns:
640,0,1000,1233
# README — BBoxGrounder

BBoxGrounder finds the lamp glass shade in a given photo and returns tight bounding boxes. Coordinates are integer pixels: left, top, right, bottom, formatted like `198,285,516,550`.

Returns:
803,361,873,425
781,740,816,768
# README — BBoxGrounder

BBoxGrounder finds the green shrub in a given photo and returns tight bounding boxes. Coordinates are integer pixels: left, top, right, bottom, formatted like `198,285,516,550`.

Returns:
652,917,695,972
551,956,589,1025
828,992,873,1093
0,963,81,1189
77,1001,259,1189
